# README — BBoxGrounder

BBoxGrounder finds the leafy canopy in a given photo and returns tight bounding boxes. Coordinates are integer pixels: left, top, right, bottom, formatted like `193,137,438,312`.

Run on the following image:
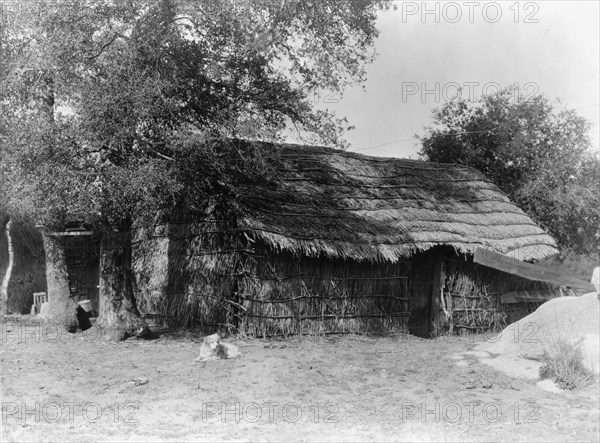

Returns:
419,89,599,255
1,0,390,229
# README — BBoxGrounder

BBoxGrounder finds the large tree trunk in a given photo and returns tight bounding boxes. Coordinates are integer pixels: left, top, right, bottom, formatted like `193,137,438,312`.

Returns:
0,219,14,317
41,232,78,332
97,229,153,341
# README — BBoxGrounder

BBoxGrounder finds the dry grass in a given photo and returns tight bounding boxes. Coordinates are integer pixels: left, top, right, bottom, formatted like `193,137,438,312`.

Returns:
539,338,596,390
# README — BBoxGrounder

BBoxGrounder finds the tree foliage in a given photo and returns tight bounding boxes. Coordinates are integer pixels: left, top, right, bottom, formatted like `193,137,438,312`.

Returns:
1,0,389,228
419,90,599,255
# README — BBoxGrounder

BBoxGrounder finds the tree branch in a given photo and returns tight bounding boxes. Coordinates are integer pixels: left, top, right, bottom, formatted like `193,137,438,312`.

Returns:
88,33,128,60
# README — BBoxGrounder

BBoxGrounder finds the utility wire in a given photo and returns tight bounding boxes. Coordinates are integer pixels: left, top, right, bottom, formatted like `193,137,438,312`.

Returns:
354,129,492,151
353,103,600,152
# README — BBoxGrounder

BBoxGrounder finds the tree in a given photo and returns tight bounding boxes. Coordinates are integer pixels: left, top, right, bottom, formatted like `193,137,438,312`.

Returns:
419,89,600,256
1,0,389,338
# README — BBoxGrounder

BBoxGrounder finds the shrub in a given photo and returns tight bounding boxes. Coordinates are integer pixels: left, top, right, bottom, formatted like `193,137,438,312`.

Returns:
539,338,595,390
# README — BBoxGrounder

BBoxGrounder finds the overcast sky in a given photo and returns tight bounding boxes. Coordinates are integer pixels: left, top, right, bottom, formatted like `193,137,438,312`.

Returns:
315,1,600,159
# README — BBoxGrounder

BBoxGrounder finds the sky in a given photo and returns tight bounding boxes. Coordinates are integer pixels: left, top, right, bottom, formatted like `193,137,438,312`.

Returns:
314,0,600,159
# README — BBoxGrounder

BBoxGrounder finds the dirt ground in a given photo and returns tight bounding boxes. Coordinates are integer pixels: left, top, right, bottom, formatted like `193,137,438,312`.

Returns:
1,319,599,442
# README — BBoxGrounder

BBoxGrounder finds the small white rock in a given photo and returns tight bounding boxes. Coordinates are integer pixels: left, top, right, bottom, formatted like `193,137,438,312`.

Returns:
537,379,562,393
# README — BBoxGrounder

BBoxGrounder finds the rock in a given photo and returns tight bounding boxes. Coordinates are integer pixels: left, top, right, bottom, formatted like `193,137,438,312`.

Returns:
479,355,543,381
131,377,149,386
478,292,600,374
537,379,562,393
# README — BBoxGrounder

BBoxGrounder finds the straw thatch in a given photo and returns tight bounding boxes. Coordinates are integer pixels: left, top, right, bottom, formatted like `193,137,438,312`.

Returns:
237,142,558,263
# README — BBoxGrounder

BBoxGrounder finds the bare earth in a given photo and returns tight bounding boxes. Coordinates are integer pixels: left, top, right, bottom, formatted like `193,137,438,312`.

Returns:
1,321,599,442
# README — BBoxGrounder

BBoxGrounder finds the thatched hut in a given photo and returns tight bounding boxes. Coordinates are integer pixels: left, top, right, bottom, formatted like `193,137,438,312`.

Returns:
134,141,560,337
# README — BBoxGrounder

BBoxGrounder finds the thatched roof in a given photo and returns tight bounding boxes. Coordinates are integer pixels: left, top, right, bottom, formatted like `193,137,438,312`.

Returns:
237,142,558,263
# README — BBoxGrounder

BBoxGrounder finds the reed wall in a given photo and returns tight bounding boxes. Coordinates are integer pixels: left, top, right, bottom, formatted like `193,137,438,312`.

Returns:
438,253,561,334
133,220,240,330
133,222,411,336
236,247,411,337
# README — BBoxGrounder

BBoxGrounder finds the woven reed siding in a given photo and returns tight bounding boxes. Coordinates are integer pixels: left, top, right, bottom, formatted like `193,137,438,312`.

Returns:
133,223,172,324
440,255,561,333
0,221,46,314
133,221,240,330
134,221,412,336
236,248,411,337
133,223,169,306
